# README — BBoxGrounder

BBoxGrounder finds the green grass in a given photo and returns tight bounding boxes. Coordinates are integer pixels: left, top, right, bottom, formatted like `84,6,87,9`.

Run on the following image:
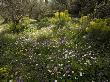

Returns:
0,17,110,82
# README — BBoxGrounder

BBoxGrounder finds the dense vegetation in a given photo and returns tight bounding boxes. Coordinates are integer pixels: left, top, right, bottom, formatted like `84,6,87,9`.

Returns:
0,0,110,82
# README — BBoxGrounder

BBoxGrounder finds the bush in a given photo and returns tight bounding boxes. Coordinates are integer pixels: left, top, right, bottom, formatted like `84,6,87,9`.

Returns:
8,16,35,33
94,2,110,18
50,10,72,29
86,18,110,32
36,17,50,29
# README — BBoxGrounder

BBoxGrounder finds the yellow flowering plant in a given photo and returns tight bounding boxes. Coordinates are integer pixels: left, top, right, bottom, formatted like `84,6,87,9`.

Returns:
50,10,72,29
87,19,110,32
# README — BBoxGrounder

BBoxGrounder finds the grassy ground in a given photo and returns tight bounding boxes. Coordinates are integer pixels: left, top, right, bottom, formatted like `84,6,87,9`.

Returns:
0,17,110,82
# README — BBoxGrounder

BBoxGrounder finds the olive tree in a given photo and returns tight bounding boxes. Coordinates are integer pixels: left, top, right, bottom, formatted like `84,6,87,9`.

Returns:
0,0,52,23
0,0,30,23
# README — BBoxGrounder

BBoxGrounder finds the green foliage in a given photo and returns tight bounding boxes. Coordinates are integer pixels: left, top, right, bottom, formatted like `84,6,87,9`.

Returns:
0,15,110,82
8,16,35,33
69,0,110,18
0,67,10,82
86,18,110,32
36,17,50,29
0,0,110,81
94,1,110,18
0,67,9,74
50,10,72,29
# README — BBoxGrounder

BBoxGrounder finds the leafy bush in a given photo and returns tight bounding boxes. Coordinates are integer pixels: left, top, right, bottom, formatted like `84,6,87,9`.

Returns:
86,18,110,32
8,16,36,33
50,10,72,29
0,67,10,82
94,2,110,18
36,17,50,29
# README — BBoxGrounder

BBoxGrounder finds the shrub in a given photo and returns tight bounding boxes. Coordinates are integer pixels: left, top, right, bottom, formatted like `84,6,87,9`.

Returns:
0,67,10,82
94,2,110,18
8,16,35,33
86,18,110,32
50,10,72,29
36,17,50,29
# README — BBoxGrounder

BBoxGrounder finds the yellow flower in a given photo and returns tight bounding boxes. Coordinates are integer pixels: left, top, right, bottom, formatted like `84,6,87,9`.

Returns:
90,21,95,25
75,24,79,28
60,12,65,17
